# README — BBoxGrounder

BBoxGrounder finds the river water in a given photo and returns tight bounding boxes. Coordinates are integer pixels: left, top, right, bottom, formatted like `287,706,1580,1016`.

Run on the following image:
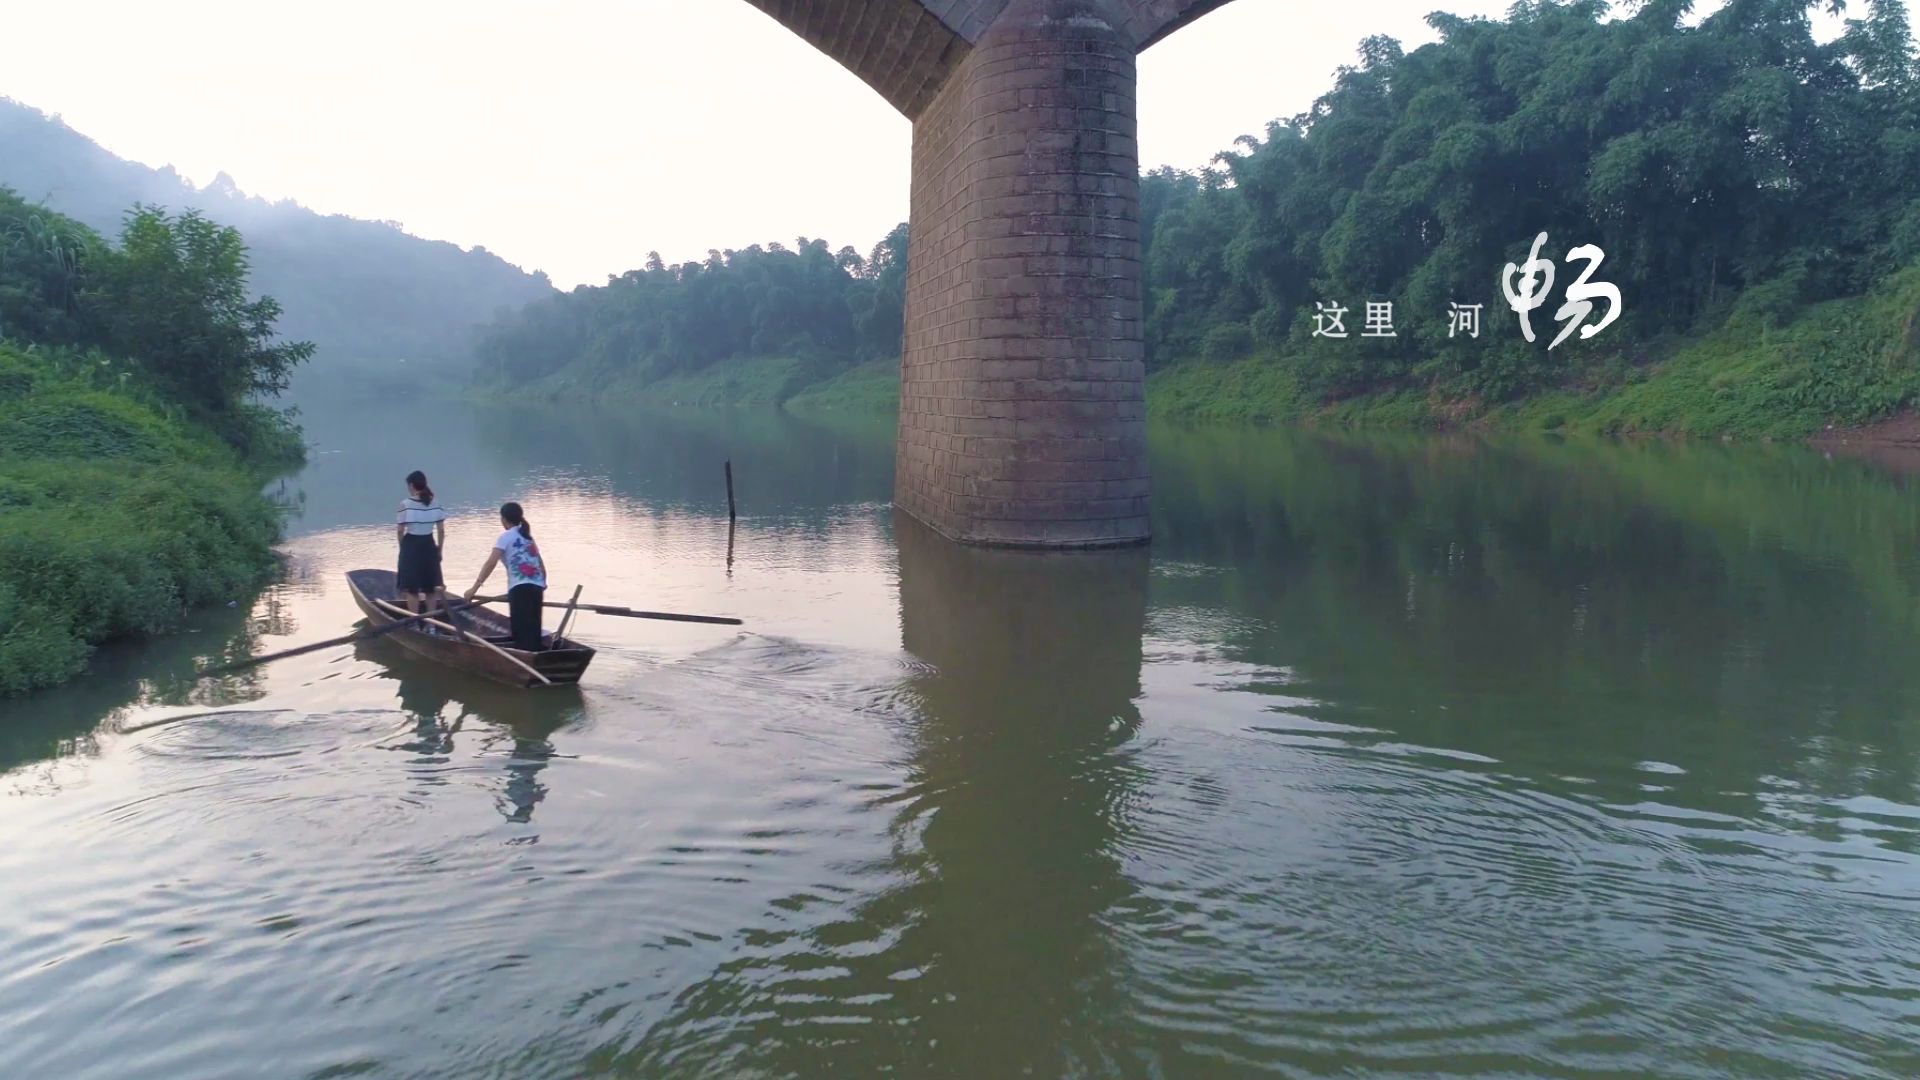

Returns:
5,396,1920,1078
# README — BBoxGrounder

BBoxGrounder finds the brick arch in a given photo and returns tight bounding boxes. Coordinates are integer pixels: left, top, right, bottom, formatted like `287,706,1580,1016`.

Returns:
741,0,1237,116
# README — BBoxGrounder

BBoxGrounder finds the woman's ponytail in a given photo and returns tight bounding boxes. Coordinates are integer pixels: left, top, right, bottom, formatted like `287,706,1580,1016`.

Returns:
405,469,434,505
501,501,531,540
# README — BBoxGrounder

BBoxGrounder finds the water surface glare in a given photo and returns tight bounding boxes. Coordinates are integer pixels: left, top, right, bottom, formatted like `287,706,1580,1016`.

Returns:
5,400,1920,1077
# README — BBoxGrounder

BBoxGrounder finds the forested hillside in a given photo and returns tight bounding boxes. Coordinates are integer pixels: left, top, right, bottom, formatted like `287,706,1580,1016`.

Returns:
0,98,554,371
473,225,908,401
1141,0,1920,419
476,0,1920,436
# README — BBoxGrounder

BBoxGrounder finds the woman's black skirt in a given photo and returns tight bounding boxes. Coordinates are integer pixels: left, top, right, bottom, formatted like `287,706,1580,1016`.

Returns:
396,533,443,593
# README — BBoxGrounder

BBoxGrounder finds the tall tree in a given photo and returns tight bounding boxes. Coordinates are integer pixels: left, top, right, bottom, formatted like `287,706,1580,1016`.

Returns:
92,206,313,414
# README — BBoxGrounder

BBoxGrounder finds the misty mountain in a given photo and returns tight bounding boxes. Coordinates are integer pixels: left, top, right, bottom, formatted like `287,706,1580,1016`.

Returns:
0,97,555,372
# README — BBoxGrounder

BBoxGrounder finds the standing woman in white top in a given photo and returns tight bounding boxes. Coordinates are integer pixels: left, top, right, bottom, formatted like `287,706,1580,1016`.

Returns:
463,501,548,651
395,470,449,615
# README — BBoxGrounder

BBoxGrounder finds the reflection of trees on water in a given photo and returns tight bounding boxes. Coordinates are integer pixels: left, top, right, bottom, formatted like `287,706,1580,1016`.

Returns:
1150,426,1920,819
465,402,895,519
286,394,891,536
0,601,276,773
615,512,1152,1075
272,393,532,533
245,580,298,642
362,641,582,826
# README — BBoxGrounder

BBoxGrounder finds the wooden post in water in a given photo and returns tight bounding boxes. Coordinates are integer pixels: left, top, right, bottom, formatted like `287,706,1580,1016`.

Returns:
725,459,737,571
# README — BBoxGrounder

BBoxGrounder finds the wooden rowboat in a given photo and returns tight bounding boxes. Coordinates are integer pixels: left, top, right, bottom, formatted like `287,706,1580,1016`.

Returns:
345,569,596,689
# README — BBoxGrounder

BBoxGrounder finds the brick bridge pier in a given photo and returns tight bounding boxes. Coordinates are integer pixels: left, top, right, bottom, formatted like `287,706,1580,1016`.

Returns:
744,0,1234,546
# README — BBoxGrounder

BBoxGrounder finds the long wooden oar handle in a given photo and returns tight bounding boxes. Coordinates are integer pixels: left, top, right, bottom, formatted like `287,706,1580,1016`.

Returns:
198,600,490,676
470,595,742,625
587,606,743,625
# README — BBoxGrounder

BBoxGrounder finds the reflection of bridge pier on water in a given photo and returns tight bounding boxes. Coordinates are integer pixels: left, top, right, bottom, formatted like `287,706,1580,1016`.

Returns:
869,512,1154,1070
475,514,1158,1075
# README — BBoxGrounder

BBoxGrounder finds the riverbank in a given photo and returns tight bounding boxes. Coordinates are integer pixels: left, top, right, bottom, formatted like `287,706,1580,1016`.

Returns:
478,354,903,414
0,344,294,695
1151,265,1920,440
477,259,1920,444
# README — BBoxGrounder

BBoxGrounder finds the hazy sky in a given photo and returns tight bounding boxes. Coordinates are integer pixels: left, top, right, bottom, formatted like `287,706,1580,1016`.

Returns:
0,0,1878,288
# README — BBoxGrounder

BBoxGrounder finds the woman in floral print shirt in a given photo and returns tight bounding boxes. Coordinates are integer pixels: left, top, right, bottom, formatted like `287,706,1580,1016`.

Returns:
463,501,548,650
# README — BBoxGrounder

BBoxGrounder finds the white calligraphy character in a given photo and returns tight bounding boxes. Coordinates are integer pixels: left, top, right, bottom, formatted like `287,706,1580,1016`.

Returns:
1448,302,1482,339
1314,301,1349,339
1363,301,1396,338
1501,232,1555,344
1550,244,1621,350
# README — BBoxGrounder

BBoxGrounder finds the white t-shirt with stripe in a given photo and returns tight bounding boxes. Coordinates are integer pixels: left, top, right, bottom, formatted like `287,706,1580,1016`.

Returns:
397,497,447,535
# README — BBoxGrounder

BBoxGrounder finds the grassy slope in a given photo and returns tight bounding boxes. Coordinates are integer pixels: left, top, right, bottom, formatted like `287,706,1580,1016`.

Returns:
494,355,814,407
1150,267,1920,437
783,359,900,413
630,356,809,407
480,354,903,414
0,345,289,695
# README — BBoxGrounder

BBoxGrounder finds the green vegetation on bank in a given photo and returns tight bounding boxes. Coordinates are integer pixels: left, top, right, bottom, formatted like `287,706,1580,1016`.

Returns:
1150,264,1920,435
783,359,901,414
495,354,813,407
0,189,306,695
475,247,1920,433
473,351,905,414
476,0,1920,436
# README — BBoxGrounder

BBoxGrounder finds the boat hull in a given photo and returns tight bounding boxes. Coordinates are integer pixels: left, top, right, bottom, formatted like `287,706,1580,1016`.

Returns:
346,569,595,689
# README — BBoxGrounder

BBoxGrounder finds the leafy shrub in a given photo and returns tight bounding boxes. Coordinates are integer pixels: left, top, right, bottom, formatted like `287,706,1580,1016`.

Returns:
0,393,189,462
0,583,89,697
0,350,36,402
1727,262,1808,332
1201,323,1255,363
0,345,285,695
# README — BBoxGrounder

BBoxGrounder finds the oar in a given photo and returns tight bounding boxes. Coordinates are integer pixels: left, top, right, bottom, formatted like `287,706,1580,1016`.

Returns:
472,596,742,626
197,599,493,676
